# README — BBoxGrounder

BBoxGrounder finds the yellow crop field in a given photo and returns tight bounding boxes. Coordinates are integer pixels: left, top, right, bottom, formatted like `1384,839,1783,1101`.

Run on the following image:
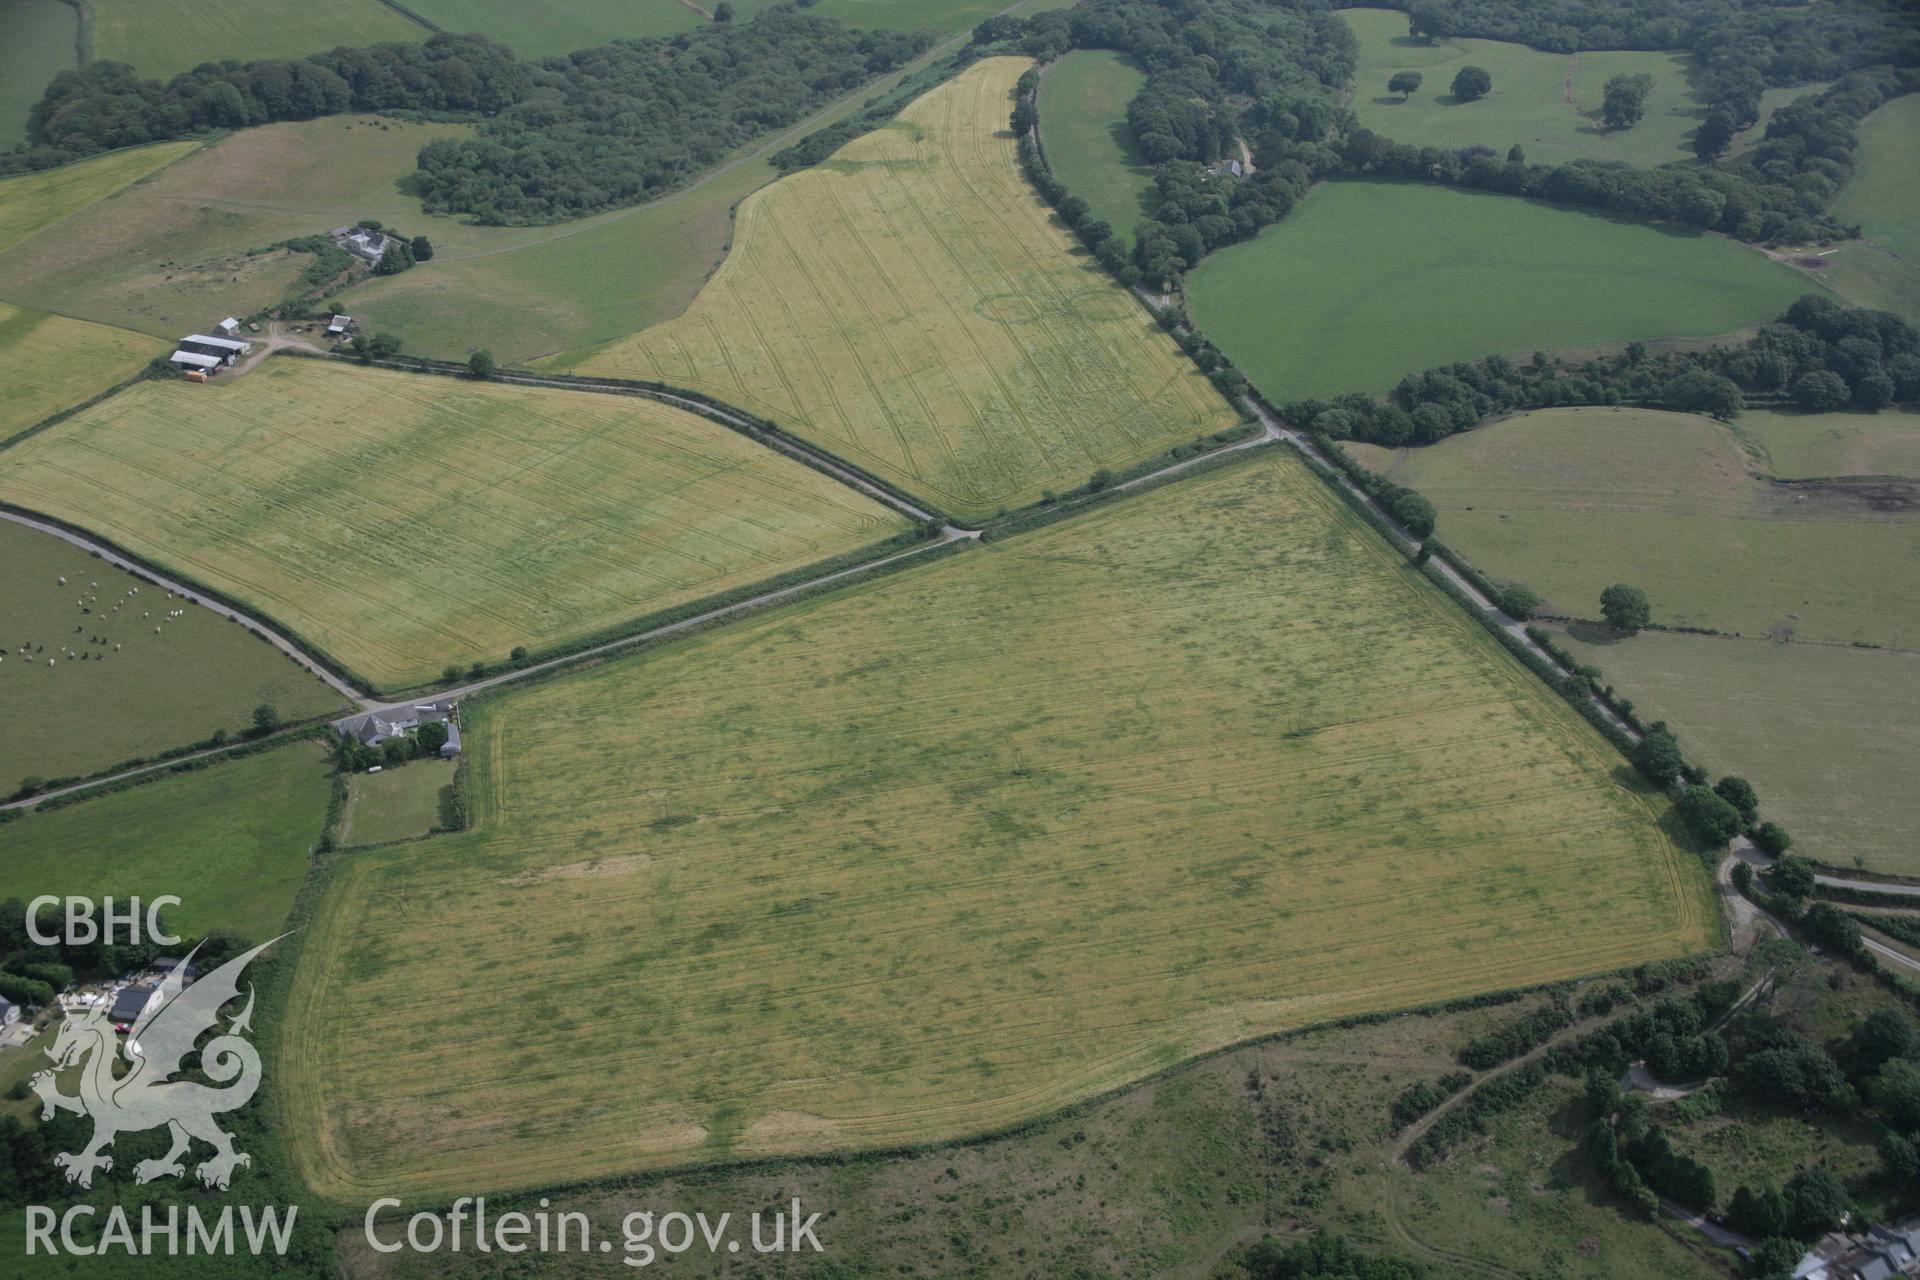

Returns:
550,57,1238,521
0,140,195,255
0,359,908,688
0,302,165,440
281,453,1713,1201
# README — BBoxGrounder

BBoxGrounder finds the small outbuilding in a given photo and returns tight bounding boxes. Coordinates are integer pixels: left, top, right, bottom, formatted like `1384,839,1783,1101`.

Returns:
0,999,18,1029
327,314,353,337
215,317,242,337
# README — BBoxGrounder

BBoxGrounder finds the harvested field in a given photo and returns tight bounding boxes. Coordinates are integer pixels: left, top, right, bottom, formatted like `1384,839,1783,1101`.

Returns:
1373,406,1920,645
550,57,1238,521
88,0,422,80
0,301,165,442
0,742,334,940
1549,626,1920,876
0,519,343,789
1187,181,1808,402
0,359,908,688
1343,7,1709,168
282,453,1713,1199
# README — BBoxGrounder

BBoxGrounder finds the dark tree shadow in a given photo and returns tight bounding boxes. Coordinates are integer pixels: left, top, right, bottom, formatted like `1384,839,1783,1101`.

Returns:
1564,620,1628,646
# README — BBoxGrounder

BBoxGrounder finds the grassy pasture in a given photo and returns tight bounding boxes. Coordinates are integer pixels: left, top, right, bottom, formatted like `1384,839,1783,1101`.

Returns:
1814,93,1920,323
0,742,333,940
1343,8,1708,168
0,0,76,145
281,453,1712,1200
88,0,423,80
0,118,475,339
1374,407,1920,646
400,0,705,57
341,760,455,846
549,57,1237,520
0,301,165,442
1039,50,1155,248
0,358,906,688
1731,407,1920,480
0,141,196,257
0,520,343,788
1550,627,1920,875
1187,181,1810,401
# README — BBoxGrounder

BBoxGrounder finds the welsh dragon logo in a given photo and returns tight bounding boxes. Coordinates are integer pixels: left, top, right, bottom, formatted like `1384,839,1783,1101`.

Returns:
31,938,283,1190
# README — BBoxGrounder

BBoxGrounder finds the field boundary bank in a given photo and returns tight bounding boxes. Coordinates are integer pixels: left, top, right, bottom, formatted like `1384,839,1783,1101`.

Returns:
0,726,334,819
281,349,953,527
368,0,439,34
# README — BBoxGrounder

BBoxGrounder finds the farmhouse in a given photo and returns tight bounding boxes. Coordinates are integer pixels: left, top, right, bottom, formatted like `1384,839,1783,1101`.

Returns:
340,700,462,757
331,225,396,265
1794,1217,1920,1278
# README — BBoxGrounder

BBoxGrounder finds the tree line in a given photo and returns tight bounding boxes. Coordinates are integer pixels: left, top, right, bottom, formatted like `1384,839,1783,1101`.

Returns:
7,10,933,223
1279,297,1918,451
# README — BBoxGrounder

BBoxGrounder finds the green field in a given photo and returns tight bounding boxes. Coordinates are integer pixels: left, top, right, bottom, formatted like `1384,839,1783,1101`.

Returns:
0,301,166,442
0,742,334,940
1188,181,1810,401
1550,626,1920,875
1815,93,1920,323
0,141,197,258
1731,406,1920,480
0,520,344,790
551,58,1238,520
1342,8,1709,168
0,358,906,688
341,760,455,846
88,0,423,80
1039,50,1155,247
281,453,1711,1199
1372,406,1920,645
400,0,706,57
0,118,475,340
0,0,76,144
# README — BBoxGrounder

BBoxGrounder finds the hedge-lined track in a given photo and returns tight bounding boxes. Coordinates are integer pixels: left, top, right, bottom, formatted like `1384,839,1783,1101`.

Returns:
282,453,1713,1201
551,57,1238,521
0,359,908,686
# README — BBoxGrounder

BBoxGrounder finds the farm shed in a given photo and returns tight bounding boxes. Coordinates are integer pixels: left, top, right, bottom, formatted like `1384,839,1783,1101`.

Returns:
179,333,250,364
109,984,157,1026
167,349,223,372
215,317,242,337
327,314,352,336
0,999,17,1028
440,720,461,758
